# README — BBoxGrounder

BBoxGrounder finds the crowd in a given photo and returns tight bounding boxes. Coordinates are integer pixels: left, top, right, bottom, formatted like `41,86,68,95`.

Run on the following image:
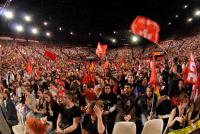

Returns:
0,33,200,134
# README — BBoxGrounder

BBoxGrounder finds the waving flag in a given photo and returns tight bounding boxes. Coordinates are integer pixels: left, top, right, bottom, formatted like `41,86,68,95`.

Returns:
185,53,198,84
44,50,57,61
149,61,157,86
26,60,32,75
131,16,160,43
96,42,107,59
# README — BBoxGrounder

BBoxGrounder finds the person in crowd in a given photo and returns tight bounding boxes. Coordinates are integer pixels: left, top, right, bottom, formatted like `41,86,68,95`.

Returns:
1,89,18,128
55,92,81,134
34,88,46,118
167,93,189,131
188,96,200,126
25,116,47,134
99,84,117,134
115,83,137,122
173,79,186,98
41,91,59,132
82,100,106,134
138,86,157,126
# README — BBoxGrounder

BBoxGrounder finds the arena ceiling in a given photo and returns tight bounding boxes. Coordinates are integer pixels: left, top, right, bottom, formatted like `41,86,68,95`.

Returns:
0,0,200,47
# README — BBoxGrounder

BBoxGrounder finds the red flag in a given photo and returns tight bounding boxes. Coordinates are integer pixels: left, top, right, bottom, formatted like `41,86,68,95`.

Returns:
103,59,110,69
26,60,32,75
96,42,107,58
131,16,160,43
113,82,118,95
149,61,157,86
82,68,88,84
185,53,198,84
44,50,57,61
35,67,40,77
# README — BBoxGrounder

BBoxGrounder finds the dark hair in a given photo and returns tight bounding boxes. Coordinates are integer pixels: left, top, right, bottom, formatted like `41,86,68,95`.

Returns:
146,86,154,92
4,89,10,98
44,91,53,102
125,83,132,88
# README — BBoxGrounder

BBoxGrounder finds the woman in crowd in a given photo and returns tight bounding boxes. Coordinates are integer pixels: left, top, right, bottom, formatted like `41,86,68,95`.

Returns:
167,93,189,132
42,91,60,131
99,84,117,134
82,100,106,134
34,88,46,118
138,86,157,126
188,96,200,126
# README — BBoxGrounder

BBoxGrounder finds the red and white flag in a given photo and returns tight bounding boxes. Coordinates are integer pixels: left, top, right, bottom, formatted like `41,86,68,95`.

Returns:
185,53,197,84
131,16,160,43
149,60,157,86
96,42,107,59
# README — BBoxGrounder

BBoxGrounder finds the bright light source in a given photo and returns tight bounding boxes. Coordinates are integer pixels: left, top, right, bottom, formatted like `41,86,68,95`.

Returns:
59,27,62,31
88,32,91,36
184,5,188,9
70,32,74,35
46,32,51,37
4,10,14,19
43,22,48,26
24,15,31,22
195,10,200,16
31,28,38,34
131,35,139,42
168,22,172,25
113,31,117,34
187,18,193,22
16,24,24,32
112,38,116,43
175,14,179,18
99,33,102,36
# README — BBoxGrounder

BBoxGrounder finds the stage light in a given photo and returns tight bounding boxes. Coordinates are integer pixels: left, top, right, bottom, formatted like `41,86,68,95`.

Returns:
175,14,179,18
16,24,24,32
88,32,91,36
131,35,139,43
187,18,193,22
4,10,14,19
111,38,116,43
184,5,188,9
99,33,102,36
43,22,48,26
24,15,31,22
31,28,38,34
168,22,172,25
70,32,74,35
113,31,117,34
46,32,51,37
195,10,200,16
59,27,62,31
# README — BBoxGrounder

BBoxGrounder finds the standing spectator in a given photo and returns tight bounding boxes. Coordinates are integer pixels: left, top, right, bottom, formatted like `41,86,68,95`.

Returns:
55,92,81,134
82,100,106,134
115,83,137,122
99,84,117,134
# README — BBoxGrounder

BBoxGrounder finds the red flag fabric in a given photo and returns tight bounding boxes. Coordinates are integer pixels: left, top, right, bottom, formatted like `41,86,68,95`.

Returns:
82,69,88,84
96,42,107,58
131,16,160,43
44,50,57,61
26,60,32,75
113,82,118,95
185,53,198,84
35,67,40,77
149,61,157,86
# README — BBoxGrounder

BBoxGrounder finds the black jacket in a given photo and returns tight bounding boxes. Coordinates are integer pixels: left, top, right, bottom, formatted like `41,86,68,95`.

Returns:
1,98,18,126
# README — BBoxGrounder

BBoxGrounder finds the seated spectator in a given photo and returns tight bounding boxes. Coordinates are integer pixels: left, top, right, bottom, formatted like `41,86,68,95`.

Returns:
115,83,137,122
25,116,47,134
99,84,117,134
55,92,81,134
82,100,106,134
167,93,189,132
42,91,59,131
33,88,46,118
138,86,157,126
188,96,200,126
2,89,18,127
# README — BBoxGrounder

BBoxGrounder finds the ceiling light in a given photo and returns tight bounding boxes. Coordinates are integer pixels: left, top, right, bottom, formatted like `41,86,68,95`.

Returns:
195,10,200,16
16,24,24,32
43,22,48,26
131,35,139,43
184,5,188,9
4,10,14,19
46,32,51,37
187,18,193,22
24,15,31,22
31,28,38,34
